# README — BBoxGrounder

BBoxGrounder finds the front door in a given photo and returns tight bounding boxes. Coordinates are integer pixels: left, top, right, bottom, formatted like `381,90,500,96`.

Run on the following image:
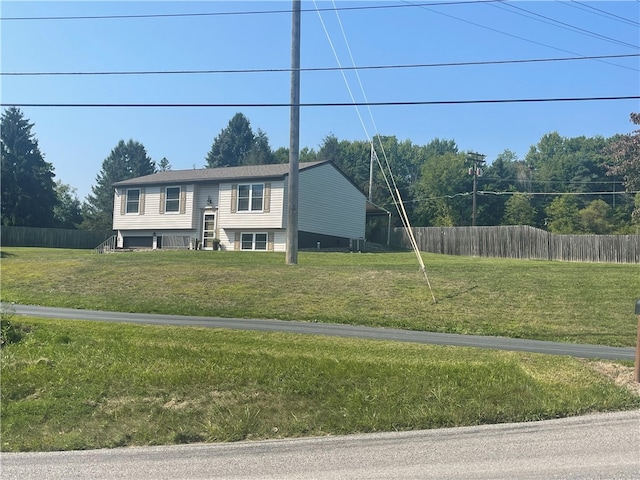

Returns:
202,213,216,250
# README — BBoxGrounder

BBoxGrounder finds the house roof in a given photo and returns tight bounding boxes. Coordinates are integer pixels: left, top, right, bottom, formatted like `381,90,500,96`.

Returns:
366,201,391,217
113,161,328,187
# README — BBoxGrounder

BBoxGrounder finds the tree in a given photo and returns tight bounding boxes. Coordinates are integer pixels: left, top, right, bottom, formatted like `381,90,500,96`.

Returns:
158,157,171,171
579,199,613,234
53,180,83,229
272,147,289,164
83,139,156,231
272,146,316,164
546,196,581,233
502,194,537,226
413,147,471,226
478,149,521,226
244,129,273,165
422,138,458,158
205,113,256,168
524,132,616,228
607,113,640,191
633,193,640,230
606,113,640,222
1,107,58,227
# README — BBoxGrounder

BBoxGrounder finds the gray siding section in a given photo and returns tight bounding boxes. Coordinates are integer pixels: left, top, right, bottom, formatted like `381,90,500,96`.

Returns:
298,163,366,240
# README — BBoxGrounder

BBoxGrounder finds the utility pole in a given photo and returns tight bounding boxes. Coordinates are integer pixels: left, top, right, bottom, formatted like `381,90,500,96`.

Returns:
286,0,301,265
368,144,375,202
467,152,486,227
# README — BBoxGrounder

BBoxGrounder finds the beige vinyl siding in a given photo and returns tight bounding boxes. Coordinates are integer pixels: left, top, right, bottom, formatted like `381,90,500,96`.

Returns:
113,185,197,230
221,229,286,252
217,181,285,230
298,163,366,239
194,184,219,210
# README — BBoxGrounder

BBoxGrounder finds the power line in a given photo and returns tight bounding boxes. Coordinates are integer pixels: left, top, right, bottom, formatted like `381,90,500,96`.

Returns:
400,189,639,206
2,96,638,108
567,1,640,27
494,2,638,50
3,53,637,77
0,0,502,21
477,190,640,197
405,0,638,72
485,179,627,186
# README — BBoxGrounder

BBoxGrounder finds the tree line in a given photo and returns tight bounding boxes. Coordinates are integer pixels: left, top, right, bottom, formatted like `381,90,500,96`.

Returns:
2,108,639,236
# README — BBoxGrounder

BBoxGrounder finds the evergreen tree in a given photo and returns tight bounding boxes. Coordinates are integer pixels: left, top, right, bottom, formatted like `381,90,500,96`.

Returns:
1,107,58,227
205,113,255,168
158,157,171,171
83,139,155,230
245,129,274,165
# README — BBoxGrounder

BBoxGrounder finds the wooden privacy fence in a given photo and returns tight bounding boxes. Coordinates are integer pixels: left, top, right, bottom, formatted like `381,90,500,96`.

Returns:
391,226,640,263
1,226,114,250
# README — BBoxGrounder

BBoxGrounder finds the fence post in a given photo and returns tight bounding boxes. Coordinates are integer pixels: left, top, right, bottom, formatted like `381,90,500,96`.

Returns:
635,300,640,383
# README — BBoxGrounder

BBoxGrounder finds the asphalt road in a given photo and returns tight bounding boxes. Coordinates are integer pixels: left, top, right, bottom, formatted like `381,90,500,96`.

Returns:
2,410,639,479
11,304,636,361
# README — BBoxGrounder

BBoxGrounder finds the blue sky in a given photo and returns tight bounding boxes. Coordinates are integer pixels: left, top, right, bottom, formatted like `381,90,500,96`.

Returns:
2,1,638,201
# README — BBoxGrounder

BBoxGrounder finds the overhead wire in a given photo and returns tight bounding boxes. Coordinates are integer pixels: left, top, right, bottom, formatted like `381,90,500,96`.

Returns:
314,0,436,303
4,54,637,77
566,1,640,27
2,96,637,108
492,1,638,50
394,190,639,207
403,0,638,72
0,1,504,21
328,0,423,268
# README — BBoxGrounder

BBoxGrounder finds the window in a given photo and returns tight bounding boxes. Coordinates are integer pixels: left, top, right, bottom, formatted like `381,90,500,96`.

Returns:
237,184,263,212
241,233,268,251
165,187,180,213
126,189,140,214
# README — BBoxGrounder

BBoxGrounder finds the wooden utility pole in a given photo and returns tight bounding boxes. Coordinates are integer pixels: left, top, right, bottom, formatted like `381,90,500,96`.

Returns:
286,0,301,265
467,152,485,227
369,144,375,202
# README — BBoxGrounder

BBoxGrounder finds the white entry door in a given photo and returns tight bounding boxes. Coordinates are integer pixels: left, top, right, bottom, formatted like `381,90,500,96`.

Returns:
202,213,216,249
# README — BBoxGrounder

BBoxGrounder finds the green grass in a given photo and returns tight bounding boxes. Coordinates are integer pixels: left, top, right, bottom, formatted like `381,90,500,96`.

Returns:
1,247,638,346
2,317,639,452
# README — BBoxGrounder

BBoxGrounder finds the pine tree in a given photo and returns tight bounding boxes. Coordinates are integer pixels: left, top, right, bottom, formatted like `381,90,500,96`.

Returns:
1,107,58,227
205,113,256,168
83,139,155,230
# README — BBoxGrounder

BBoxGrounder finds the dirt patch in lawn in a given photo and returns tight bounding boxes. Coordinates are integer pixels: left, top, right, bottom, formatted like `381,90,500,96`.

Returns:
586,360,640,397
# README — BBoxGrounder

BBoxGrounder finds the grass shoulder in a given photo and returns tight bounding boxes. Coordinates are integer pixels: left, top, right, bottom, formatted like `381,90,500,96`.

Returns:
2,317,639,452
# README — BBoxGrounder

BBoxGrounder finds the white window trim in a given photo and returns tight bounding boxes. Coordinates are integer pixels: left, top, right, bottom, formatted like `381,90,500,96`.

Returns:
126,188,140,214
237,183,264,213
164,186,181,214
240,232,268,251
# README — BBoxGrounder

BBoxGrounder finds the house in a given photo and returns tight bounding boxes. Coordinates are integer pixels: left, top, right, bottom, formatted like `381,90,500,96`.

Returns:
112,161,370,251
